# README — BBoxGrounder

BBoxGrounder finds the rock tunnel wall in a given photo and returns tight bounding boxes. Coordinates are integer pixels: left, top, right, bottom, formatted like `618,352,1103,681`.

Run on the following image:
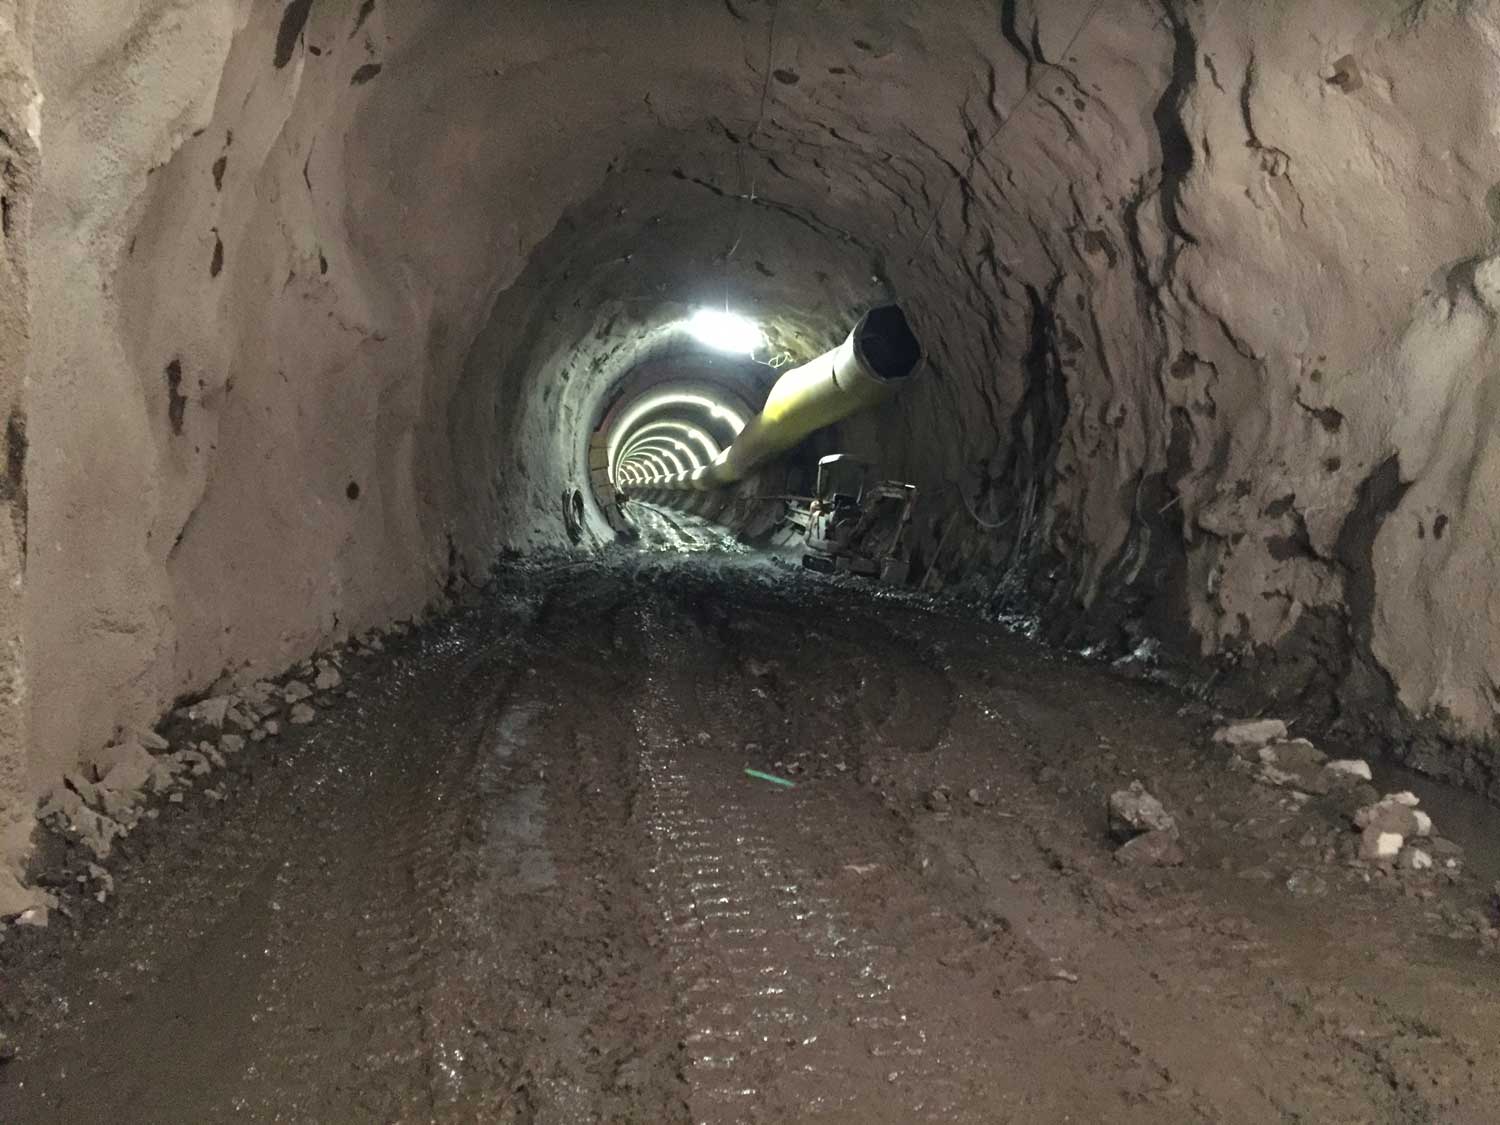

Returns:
2,0,1500,881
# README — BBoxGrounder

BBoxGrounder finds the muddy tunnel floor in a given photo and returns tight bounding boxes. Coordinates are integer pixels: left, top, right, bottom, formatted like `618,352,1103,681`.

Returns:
5,542,1500,1122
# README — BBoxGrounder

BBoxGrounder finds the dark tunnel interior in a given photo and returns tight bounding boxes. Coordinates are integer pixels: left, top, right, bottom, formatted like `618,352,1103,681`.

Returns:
4,1,1500,1119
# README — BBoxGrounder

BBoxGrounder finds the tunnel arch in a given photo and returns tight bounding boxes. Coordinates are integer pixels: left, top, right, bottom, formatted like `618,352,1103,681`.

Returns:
10,0,1500,869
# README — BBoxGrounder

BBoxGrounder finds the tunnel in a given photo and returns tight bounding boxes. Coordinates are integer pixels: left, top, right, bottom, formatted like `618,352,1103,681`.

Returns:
4,1,1500,1119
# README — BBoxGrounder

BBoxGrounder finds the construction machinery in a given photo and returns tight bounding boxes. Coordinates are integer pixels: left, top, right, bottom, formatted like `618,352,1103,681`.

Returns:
801,454,917,583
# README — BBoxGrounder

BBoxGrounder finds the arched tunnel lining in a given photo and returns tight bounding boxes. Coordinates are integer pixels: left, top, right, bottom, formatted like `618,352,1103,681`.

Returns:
3,0,1500,876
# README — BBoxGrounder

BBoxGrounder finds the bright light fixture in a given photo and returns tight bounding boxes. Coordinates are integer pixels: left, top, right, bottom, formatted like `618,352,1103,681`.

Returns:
685,309,766,355
605,392,748,485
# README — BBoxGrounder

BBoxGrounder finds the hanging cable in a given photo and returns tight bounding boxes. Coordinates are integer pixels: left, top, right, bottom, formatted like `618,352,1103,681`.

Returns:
726,0,780,264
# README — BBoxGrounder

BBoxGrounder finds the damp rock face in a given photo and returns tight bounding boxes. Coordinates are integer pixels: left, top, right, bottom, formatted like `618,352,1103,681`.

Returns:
3,0,1500,879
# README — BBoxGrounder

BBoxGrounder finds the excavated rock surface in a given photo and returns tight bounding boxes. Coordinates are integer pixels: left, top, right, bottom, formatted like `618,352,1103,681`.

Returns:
1,0,1498,873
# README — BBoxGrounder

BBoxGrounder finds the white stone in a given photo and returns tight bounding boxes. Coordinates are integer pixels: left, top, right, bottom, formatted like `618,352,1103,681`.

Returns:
1212,719,1288,749
289,702,316,725
187,696,233,728
1362,830,1404,861
1325,759,1373,781
15,907,48,928
1402,847,1434,871
1389,791,1421,807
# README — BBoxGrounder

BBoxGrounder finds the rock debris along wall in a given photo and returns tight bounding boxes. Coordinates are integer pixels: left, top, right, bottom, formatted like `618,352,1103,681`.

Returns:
2,0,1500,877
0,0,38,911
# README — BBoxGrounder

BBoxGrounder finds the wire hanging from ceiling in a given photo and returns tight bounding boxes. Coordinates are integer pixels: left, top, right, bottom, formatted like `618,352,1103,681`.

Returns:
726,0,781,266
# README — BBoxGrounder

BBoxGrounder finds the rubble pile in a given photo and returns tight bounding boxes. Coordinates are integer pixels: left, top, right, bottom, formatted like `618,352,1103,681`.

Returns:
1213,718,1465,881
6,625,403,929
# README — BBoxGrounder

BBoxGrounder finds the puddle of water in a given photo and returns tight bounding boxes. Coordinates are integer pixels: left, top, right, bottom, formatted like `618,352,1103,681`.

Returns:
494,786,558,889
492,704,542,761
486,704,558,889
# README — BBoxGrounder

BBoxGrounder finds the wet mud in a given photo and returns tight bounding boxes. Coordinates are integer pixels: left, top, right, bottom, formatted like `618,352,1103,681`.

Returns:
4,525,1500,1122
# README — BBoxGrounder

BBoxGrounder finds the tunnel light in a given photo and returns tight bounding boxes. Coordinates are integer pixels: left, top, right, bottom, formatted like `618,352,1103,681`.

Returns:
642,446,688,477
623,435,704,472
685,309,767,355
621,421,722,465
605,392,750,486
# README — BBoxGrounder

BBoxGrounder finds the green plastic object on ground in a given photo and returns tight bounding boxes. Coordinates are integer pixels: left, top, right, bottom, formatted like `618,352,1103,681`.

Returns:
744,768,797,789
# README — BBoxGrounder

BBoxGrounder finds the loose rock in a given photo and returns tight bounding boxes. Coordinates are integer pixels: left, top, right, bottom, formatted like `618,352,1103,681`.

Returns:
1212,719,1288,749
90,738,155,790
1397,847,1434,872
148,756,185,793
0,869,53,922
1354,795,1432,838
14,907,48,929
185,696,233,728
1265,739,1326,771
1114,828,1185,867
65,771,99,807
138,729,170,751
1107,781,1177,842
1359,826,1404,862
284,680,313,703
1325,759,1373,781
1321,779,1381,820
289,702,317,725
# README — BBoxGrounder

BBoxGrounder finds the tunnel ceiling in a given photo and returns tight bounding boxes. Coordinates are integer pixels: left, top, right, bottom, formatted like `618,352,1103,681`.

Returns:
6,0,1500,867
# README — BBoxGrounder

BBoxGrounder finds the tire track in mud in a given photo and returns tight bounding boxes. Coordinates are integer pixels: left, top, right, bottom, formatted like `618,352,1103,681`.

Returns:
15,558,1500,1122
414,573,692,1123
226,601,548,1122
628,597,969,1123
